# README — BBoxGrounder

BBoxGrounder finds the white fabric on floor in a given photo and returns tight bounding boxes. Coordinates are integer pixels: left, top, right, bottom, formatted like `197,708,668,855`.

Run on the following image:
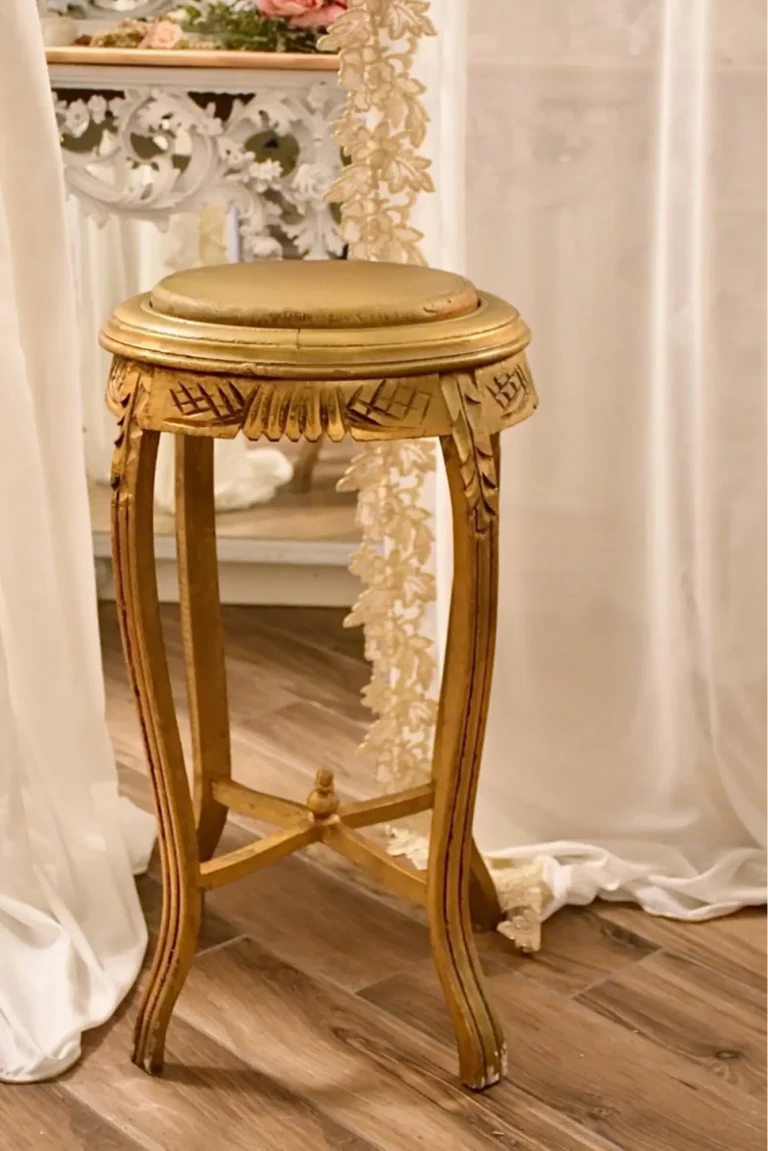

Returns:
0,3,154,1082
465,0,766,920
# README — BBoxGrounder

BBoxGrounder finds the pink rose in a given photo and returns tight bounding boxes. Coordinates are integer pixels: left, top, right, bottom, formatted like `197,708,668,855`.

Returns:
139,17,183,49
257,0,347,29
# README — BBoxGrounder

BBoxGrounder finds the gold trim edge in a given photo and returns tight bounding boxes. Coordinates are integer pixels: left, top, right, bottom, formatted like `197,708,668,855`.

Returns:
46,47,339,71
100,294,531,380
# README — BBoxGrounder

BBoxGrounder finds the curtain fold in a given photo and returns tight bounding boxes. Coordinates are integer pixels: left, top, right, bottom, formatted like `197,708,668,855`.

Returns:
0,1,154,1082
466,0,766,920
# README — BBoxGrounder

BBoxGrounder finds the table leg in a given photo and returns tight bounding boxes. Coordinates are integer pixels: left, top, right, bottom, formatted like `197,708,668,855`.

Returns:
175,436,231,862
427,426,505,1090
289,437,323,493
112,412,201,1075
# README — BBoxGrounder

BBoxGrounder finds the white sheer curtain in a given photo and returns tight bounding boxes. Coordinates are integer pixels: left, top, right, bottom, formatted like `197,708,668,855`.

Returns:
0,2,154,1082
409,0,467,655
462,0,766,919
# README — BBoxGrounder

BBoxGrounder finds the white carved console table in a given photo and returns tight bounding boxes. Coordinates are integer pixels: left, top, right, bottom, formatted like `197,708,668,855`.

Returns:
47,48,357,607
47,48,344,259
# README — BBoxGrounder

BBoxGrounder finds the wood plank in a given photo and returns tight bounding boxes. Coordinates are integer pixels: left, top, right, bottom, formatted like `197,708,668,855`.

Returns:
302,834,428,913
102,601,370,743
102,607,766,1151
165,613,299,721
219,608,370,727
268,604,366,663
178,937,625,1151
202,839,432,991
228,727,351,809
63,997,377,1151
105,613,304,726
578,949,767,1098
108,595,375,828
107,649,303,801
132,791,432,989
247,700,370,798
0,1083,143,1151
360,957,766,1151
115,682,350,815
175,605,370,803
226,603,365,667
596,905,767,992
120,762,428,987
477,905,658,996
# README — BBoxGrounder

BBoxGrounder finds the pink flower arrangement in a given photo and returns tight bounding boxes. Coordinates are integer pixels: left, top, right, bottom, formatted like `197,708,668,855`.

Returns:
256,0,347,29
139,17,183,49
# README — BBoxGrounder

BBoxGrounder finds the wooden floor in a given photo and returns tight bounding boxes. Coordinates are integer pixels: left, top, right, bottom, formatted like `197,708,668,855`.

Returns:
3,606,765,1151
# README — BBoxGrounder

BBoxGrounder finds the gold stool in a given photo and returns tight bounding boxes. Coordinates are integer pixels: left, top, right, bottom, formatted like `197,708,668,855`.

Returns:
102,260,537,1091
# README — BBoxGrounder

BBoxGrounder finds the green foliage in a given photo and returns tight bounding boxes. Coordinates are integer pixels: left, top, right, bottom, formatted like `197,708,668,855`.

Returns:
182,2,323,53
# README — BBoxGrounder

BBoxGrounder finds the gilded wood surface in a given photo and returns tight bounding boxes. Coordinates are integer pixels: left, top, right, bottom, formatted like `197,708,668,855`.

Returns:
425,431,506,1090
107,340,535,1089
47,47,339,71
111,420,202,1074
106,352,537,445
175,437,231,862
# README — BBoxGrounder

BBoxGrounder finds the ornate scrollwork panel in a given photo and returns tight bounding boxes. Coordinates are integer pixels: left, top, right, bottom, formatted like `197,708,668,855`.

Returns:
54,81,344,259
44,0,175,16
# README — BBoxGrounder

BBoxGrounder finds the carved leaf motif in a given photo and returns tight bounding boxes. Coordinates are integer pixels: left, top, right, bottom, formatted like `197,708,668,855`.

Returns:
244,382,347,443
167,377,249,429
107,357,143,488
346,377,435,436
441,373,499,532
106,356,129,419
476,354,538,426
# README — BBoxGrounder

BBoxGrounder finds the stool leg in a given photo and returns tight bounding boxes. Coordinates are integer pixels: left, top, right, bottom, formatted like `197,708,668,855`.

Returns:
289,437,323,493
467,432,505,934
112,419,201,1074
427,428,505,1091
469,841,504,932
175,437,231,862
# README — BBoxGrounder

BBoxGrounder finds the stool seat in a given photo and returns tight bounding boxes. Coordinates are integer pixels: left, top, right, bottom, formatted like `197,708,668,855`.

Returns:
103,259,538,1093
150,260,479,328
101,260,529,379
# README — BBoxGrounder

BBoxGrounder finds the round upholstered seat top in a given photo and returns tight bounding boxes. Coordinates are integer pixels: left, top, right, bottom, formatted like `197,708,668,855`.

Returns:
101,260,529,380
150,260,480,330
